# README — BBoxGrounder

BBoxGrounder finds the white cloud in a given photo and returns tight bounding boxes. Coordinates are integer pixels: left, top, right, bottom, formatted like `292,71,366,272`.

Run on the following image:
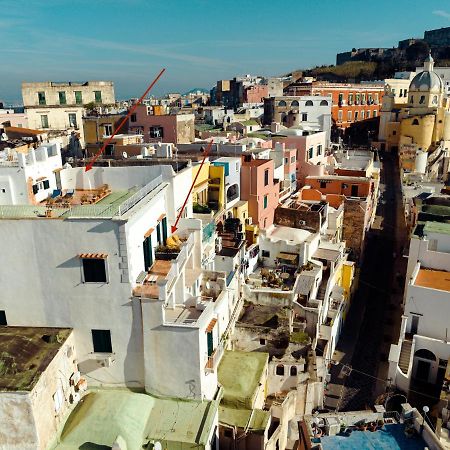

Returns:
433,10,450,20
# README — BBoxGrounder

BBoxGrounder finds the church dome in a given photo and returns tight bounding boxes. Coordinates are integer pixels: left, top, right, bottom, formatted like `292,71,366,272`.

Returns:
409,71,443,93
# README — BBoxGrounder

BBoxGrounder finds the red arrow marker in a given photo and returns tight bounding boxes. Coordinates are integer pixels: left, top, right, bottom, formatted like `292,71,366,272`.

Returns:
171,139,214,233
85,68,166,171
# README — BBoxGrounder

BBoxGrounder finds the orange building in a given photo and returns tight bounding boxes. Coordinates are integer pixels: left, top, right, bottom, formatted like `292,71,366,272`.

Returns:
285,81,385,128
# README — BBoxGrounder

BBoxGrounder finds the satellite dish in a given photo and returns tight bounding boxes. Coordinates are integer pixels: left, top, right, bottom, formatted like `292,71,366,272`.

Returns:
122,151,128,159
154,442,162,450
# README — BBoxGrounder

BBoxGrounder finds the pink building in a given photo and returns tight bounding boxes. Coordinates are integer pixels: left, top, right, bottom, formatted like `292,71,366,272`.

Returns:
129,104,194,144
240,157,280,229
272,130,328,186
244,85,269,104
0,111,28,128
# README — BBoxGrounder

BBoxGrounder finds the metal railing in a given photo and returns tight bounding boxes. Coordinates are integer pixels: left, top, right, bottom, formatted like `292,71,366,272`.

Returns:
118,175,162,216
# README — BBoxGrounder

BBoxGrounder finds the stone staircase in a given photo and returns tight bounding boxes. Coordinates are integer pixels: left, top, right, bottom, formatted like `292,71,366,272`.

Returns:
399,339,412,374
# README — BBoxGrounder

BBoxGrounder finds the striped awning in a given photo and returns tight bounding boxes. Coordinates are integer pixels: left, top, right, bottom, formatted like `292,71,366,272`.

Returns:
205,318,217,333
78,253,108,259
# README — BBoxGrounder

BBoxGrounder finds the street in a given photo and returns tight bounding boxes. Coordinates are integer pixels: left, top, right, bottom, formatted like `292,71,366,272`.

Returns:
324,152,408,411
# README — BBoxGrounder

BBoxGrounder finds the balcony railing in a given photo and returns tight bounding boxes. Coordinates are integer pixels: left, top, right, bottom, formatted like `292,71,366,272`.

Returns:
118,175,162,216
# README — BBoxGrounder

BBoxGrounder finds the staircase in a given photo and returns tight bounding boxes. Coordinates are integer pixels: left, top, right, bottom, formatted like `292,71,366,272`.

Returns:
398,339,412,374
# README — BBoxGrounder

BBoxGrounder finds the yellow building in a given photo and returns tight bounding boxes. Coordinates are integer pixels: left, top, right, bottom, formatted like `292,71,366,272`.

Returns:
378,55,450,177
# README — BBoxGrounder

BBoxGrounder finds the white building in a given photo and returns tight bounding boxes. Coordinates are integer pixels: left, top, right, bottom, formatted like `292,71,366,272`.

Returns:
389,221,450,396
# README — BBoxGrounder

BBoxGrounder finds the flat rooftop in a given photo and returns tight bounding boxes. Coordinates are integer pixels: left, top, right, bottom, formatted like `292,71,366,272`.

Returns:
0,327,71,392
54,389,217,449
218,350,268,410
414,268,450,292
423,220,450,236
238,304,289,329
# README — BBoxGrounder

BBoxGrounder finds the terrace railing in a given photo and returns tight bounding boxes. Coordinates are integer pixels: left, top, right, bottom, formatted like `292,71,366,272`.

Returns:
118,175,162,216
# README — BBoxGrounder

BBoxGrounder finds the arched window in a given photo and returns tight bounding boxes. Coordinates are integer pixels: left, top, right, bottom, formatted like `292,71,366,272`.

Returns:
419,95,425,104
409,96,414,103
432,95,438,105
412,118,419,125
415,349,436,361
278,100,287,107
305,100,313,106
320,100,328,106
290,366,297,376
291,100,299,107
276,364,284,376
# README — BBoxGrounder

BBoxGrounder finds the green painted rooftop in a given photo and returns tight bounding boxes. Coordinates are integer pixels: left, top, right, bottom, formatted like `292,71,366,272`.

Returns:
423,221,450,236
0,327,71,392
52,389,218,450
218,350,268,409
219,405,270,431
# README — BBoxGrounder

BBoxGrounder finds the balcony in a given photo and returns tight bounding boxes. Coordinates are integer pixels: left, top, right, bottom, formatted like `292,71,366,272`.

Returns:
205,340,225,373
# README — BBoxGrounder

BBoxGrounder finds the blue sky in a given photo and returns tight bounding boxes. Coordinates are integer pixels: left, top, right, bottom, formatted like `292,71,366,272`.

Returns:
1,0,450,104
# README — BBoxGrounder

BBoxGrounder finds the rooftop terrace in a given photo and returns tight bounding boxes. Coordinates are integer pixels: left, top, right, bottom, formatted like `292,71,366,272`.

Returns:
0,326,71,392
414,268,450,292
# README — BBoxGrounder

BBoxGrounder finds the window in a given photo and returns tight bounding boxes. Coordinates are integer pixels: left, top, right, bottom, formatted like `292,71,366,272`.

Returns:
366,110,370,118
320,181,327,189
301,113,308,121
130,113,137,122
263,195,268,209
355,93,360,105
362,93,366,104
291,100,299,107
278,100,287,107
317,145,322,156
320,99,329,106
409,96,414,103
143,235,153,270
419,95,425,104
38,91,46,105
264,168,269,186
412,118,419,125
338,110,343,122
284,157,288,164
150,126,164,138
348,111,352,121
392,131,397,136
305,100,313,106
91,329,112,353
104,124,113,136
262,250,270,258
74,91,83,105
276,365,285,376
260,338,266,345
338,93,343,104
0,310,6,326
58,91,67,105
308,147,313,159
351,185,359,196
290,366,297,376
291,155,296,163
94,90,102,103
373,110,377,117
354,111,359,121
82,257,107,283
68,113,77,128
348,94,353,105
432,95,438,105
361,111,365,120
105,144,114,156
41,115,49,128
43,179,50,190
368,94,373,104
